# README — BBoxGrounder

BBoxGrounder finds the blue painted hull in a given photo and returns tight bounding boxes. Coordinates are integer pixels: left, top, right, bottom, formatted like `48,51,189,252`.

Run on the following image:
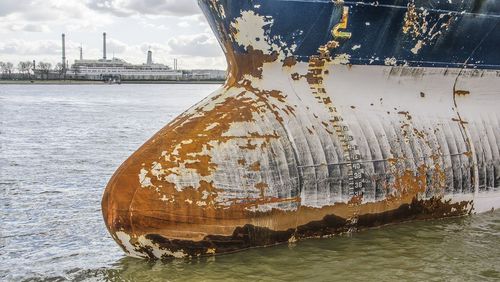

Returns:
199,0,500,69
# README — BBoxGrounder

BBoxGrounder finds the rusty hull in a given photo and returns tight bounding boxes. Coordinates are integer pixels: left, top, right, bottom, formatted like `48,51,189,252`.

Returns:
102,0,500,259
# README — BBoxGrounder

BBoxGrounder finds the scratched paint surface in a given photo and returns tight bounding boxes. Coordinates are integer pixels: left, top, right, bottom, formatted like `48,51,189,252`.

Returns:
205,0,500,69
102,0,500,259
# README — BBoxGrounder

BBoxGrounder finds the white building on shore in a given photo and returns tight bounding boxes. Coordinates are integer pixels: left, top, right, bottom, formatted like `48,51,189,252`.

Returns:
67,33,182,81
69,56,183,81
33,32,227,82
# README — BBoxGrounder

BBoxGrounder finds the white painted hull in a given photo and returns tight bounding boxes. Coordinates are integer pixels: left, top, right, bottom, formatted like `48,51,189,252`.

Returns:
102,0,500,259
103,62,500,259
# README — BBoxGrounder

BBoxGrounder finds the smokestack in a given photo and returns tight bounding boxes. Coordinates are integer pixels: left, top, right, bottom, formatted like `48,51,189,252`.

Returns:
62,33,66,70
103,32,107,60
147,49,153,65
80,45,83,61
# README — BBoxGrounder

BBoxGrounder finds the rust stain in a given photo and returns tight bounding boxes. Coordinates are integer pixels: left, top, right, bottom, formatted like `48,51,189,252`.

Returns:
392,166,427,196
249,161,261,172
387,158,399,165
255,182,269,198
398,111,412,120
239,140,258,150
282,56,297,67
403,0,454,54
403,2,422,37
228,46,279,85
116,193,472,259
454,90,470,96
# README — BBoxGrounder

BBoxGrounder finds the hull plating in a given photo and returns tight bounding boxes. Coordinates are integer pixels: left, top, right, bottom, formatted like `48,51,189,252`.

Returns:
102,0,500,259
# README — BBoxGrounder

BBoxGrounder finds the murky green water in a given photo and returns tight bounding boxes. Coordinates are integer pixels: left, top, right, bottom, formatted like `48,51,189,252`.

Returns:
1,84,499,281
82,214,500,282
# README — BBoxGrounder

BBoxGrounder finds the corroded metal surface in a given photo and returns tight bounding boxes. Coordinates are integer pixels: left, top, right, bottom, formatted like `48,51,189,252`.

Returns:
102,0,500,259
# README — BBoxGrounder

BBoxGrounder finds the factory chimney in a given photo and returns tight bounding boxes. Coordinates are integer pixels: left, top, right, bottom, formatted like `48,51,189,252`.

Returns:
62,33,66,71
103,32,107,60
147,49,153,65
80,45,83,61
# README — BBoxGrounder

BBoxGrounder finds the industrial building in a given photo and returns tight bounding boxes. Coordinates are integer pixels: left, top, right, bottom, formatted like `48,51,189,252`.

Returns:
34,33,226,82
68,33,183,81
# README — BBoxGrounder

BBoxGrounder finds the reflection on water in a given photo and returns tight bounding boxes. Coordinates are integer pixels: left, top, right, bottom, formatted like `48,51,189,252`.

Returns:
0,84,499,281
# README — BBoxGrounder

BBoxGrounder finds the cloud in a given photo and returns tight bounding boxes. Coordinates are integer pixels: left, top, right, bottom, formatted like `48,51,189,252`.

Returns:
0,0,23,17
0,0,226,69
177,21,190,28
106,38,128,54
86,0,201,17
0,0,113,33
174,56,227,70
167,33,222,57
0,39,69,55
138,43,168,54
7,23,51,33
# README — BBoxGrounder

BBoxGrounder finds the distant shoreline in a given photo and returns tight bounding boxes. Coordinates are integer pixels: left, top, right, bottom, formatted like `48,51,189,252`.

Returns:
0,79,225,85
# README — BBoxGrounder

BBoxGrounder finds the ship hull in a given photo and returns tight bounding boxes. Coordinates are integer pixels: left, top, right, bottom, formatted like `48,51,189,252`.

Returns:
102,0,500,259
200,0,500,69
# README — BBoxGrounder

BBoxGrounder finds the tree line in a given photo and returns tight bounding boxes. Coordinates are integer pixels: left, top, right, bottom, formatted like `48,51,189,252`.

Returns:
0,61,65,79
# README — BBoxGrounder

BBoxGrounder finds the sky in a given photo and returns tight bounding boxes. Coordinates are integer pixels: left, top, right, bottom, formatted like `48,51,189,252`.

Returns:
0,0,227,70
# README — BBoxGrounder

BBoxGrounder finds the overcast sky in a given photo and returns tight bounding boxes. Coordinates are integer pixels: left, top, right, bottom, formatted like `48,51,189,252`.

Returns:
0,0,226,70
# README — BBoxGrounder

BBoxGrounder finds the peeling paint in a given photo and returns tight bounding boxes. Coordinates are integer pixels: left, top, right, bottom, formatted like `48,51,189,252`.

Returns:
403,0,453,55
384,57,397,66
102,0,500,260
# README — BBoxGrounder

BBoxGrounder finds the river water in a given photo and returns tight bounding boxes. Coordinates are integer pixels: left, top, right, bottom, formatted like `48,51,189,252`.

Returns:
0,84,499,281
